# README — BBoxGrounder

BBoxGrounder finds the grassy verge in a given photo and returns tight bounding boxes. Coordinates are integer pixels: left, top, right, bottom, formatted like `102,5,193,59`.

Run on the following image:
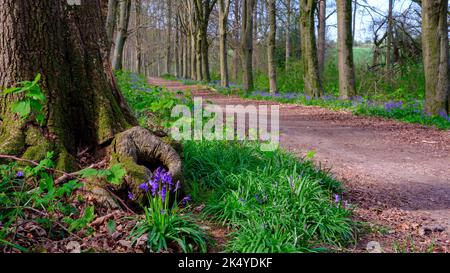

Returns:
119,72,356,253
183,140,355,253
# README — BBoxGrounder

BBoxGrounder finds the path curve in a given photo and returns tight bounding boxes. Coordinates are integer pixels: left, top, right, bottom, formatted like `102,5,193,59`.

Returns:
149,77,450,252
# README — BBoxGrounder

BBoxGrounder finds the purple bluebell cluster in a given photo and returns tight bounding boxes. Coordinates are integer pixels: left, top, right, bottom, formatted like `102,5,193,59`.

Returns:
16,171,24,178
254,194,268,205
182,196,191,206
251,91,301,100
439,110,450,122
384,101,404,112
139,167,178,202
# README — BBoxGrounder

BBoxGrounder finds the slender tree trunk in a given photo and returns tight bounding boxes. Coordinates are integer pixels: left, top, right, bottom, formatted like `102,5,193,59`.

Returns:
112,0,131,71
233,0,241,82
352,0,357,44
200,25,210,82
422,0,449,115
385,0,393,74
135,0,142,74
337,0,356,99
219,0,231,87
166,0,173,75
106,0,118,48
285,0,292,72
196,31,203,81
267,0,277,93
300,0,323,97
175,17,180,78
0,0,135,168
241,0,256,91
317,0,326,76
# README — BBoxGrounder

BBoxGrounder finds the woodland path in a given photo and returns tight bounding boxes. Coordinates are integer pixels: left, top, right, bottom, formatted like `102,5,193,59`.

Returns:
149,77,450,252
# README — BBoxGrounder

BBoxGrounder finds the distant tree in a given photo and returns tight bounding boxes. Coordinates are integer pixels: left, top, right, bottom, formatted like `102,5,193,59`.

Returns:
300,0,323,97
337,0,356,99
267,0,278,93
241,0,256,91
112,0,132,70
219,0,232,87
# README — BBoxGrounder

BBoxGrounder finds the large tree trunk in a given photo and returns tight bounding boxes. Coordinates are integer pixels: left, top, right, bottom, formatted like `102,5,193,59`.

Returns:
219,0,231,87
0,0,182,205
300,0,323,97
267,0,277,94
0,0,135,169
337,0,356,99
241,0,256,91
112,0,131,71
422,0,449,115
317,0,326,76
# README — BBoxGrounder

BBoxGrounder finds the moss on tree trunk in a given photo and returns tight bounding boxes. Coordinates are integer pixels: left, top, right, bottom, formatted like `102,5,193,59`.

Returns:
0,0,136,169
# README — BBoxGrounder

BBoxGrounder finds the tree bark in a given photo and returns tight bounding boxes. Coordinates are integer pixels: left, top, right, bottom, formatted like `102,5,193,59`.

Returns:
106,0,118,49
317,0,326,76
112,0,131,71
300,0,323,97
0,0,135,169
337,0,357,99
285,0,292,72
241,0,256,91
385,0,393,74
135,0,143,74
219,0,231,87
422,0,449,115
267,0,278,93
166,0,173,75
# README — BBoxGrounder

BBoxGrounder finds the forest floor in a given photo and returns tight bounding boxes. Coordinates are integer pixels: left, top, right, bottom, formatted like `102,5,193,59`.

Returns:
148,77,450,253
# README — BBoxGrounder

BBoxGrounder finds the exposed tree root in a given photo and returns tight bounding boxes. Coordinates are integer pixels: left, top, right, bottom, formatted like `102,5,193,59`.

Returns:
110,126,183,203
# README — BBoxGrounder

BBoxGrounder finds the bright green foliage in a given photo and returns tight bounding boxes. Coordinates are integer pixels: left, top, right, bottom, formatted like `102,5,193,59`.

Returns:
3,74,46,126
0,153,88,252
183,141,355,253
79,164,126,185
115,71,186,128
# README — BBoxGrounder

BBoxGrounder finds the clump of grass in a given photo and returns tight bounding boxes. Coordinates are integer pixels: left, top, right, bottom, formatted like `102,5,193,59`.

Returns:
183,140,355,253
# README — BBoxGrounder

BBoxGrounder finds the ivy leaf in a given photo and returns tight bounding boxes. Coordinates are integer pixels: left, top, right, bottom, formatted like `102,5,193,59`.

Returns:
11,100,31,119
107,220,116,234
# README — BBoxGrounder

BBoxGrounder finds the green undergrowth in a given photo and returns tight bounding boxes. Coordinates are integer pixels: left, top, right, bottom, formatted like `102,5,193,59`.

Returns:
183,140,355,253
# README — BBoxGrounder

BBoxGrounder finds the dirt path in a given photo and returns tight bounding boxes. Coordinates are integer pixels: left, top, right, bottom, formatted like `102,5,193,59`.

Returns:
149,77,450,252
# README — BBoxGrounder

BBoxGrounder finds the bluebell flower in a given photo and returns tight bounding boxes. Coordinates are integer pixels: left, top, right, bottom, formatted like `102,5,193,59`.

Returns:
16,171,24,178
182,195,191,206
128,191,135,200
334,194,341,204
160,186,167,202
174,181,181,193
139,182,149,192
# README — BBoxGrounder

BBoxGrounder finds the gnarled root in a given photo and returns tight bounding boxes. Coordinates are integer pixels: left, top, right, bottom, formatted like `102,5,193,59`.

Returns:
110,126,183,203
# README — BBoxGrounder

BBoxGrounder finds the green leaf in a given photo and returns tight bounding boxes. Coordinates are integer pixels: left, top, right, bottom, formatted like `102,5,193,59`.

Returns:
107,164,126,185
11,100,31,118
107,220,116,234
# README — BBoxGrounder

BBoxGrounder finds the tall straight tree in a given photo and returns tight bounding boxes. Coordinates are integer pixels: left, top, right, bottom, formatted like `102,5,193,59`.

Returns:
166,0,173,75
267,0,278,93
385,0,394,75
317,0,326,76
241,0,256,91
337,0,356,99
285,0,292,71
219,0,231,87
112,0,131,70
106,0,118,48
0,0,136,169
194,0,217,82
135,0,143,74
300,0,323,97
421,0,449,115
